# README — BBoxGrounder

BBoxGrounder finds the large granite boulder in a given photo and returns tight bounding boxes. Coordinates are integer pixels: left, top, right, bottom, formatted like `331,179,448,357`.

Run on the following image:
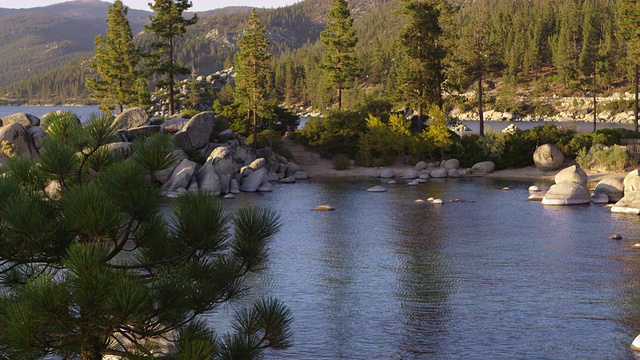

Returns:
471,161,495,174
443,159,460,170
623,170,640,195
196,162,221,195
27,126,47,152
612,191,640,214
415,161,428,171
183,111,214,149
163,159,197,192
541,182,591,205
594,176,624,203
154,150,187,185
380,168,395,178
112,107,148,130
207,146,235,178
0,123,39,165
555,165,587,187
533,144,565,172
125,125,161,141
241,167,266,192
285,162,301,178
2,113,40,128
430,168,448,178
172,131,193,151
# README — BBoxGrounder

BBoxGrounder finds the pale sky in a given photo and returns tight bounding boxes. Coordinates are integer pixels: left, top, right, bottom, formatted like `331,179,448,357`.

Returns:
0,0,302,12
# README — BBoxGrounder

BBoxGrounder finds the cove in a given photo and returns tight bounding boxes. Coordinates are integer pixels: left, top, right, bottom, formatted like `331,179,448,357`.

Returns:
206,177,640,359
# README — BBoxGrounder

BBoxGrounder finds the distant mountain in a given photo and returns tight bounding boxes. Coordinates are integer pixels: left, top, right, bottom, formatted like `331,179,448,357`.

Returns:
0,0,392,103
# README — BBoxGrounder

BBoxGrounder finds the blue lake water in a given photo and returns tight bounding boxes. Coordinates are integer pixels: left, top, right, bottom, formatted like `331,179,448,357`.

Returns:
0,105,100,122
209,178,640,359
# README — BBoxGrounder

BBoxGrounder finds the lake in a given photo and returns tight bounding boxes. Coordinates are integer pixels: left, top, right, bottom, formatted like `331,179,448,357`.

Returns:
0,105,100,122
209,177,640,359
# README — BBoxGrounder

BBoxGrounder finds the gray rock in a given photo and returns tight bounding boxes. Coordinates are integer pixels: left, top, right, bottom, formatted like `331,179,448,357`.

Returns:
285,162,301,178
235,147,250,164
403,169,419,179
220,174,231,194
594,176,624,202
415,161,428,171
173,131,193,151
279,176,296,183
612,191,640,214
164,159,197,192
624,170,640,195
207,146,235,178
126,125,161,141
380,168,395,178
591,193,609,204
184,111,214,149
102,142,133,158
196,163,221,196
218,129,235,140
27,126,47,151
444,159,460,170
533,144,565,172
241,167,266,192
448,169,460,178
249,157,266,170
160,117,189,133
471,161,496,174
257,177,274,192
293,171,309,180
541,182,590,205
267,171,279,182
112,107,148,130
230,178,240,194
223,193,235,199
2,113,40,128
555,165,587,186
430,168,449,178
367,186,387,192
0,123,38,165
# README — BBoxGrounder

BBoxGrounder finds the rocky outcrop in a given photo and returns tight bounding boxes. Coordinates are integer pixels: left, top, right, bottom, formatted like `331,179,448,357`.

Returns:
594,176,624,203
533,144,565,172
1,113,40,128
183,111,214,149
0,123,39,166
612,171,640,214
541,165,590,205
112,107,148,130
471,161,495,174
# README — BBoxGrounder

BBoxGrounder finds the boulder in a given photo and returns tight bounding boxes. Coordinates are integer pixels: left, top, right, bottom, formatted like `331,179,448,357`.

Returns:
555,165,587,186
27,126,47,151
240,167,266,192
0,123,38,165
591,193,609,204
367,186,387,192
623,170,640,195
249,157,266,170
102,142,133,158
430,168,449,178
380,168,395,178
594,176,624,202
196,163,221,196
444,159,460,170
2,113,40,128
533,143,565,172
220,174,231,194
184,111,214,149
612,191,640,214
229,178,240,194
471,161,495,174
160,117,189,133
267,171,279,182
293,171,309,180
235,147,250,164
279,176,296,183
172,131,193,151
257,177,274,192
154,150,187,184
448,169,460,178
126,125,161,141
43,110,80,125
112,107,148,130
541,182,591,205
403,169,419,179
285,162,301,178
415,161,428,171
207,146,235,178
163,159,197,192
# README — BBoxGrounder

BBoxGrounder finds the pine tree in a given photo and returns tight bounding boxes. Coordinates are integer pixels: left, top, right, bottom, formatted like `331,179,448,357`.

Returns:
319,0,359,109
85,0,141,114
395,0,447,132
0,112,292,359
235,9,272,150
146,0,197,116
618,0,640,132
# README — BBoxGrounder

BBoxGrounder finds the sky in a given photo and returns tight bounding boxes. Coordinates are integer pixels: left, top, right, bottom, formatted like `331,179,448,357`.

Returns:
0,0,302,12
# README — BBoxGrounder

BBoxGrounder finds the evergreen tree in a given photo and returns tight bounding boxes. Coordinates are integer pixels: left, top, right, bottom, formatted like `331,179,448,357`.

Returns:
85,0,141,114
395,0,447,132
0,112,292,359
235,9,272,150
319,0,360,109
618,0,640,132
146,0,197,116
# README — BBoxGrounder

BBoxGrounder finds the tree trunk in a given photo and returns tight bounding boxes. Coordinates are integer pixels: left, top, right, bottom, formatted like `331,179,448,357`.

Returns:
252,105,258,152
417,105,423,133
168,37,175,116
478,76,484,136
633,64,638,132
593,72,597,133
337,88,342,110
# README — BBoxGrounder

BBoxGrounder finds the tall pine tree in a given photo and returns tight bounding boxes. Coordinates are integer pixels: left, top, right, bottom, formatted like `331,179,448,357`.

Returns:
235,9,272,150
618,0,640,132
395,0,447,132
85,0,141,114
320,0,359,109
146,0,197,116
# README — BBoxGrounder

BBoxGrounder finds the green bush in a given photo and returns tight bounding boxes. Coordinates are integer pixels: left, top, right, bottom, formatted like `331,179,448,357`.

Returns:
181,108,198,119
300,110,366,158
602,100,634,114
332,154,351,170
576,145,629,172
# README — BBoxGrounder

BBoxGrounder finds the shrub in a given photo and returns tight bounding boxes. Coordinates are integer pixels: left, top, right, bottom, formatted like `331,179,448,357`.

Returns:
602,100,634,114
181,108,198,119
300,110,366,158
332,154,351,170
576,145,629,172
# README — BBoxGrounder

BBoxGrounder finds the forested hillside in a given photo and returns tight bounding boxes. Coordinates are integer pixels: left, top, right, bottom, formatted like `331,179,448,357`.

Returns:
0,0,635,111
